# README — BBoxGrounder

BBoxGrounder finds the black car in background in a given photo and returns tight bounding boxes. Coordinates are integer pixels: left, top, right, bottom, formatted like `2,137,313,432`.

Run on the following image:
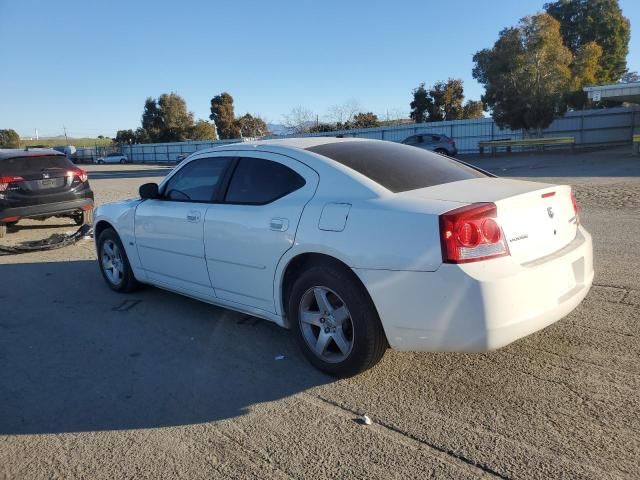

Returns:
0,149,94,238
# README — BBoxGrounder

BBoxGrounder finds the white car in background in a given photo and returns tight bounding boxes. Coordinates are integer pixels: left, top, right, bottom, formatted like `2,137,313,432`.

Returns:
96,152,130,164
93,138,593,377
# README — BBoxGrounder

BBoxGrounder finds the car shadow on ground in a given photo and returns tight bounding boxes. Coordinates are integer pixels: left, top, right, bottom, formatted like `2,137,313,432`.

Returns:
0,259,331,435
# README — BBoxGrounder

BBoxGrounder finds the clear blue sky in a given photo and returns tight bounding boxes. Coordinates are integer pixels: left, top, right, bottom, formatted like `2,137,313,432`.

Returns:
1,0,638,138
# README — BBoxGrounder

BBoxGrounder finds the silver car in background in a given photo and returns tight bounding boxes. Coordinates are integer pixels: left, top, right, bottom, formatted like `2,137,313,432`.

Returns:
402,133,458,156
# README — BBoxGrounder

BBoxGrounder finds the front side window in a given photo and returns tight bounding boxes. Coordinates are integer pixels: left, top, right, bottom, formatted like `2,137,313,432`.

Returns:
163,157,231,202
225,157,305,205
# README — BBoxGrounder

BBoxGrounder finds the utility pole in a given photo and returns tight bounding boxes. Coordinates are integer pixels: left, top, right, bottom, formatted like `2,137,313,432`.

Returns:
63,126,68,143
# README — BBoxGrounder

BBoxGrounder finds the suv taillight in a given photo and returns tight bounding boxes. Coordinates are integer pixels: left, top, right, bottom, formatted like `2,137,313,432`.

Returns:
570,189,579,224
0,176,24,192
447,137,455,145
439,202,509,263
67,169,88,183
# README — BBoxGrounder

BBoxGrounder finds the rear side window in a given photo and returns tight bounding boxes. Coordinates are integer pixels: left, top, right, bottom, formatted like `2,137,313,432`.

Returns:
307,140,484,193
0,155,74,175
225,157,305,205
163,157,230,202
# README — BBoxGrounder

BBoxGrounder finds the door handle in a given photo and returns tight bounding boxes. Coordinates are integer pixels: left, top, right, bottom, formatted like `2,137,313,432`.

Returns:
270,218,289,232
186,211,201,223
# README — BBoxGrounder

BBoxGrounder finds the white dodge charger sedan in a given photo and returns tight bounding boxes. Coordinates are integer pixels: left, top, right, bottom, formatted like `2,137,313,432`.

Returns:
93,138,593,377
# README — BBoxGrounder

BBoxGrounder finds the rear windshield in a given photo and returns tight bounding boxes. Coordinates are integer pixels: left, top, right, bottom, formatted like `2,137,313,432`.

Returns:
306,140,484,193
0,155,74,175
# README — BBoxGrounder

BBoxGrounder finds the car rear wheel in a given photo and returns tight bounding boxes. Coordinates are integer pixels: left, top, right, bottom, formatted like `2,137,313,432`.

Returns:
288,264,387,377
97,228,139,292
120,159,125,164
434,148,448,155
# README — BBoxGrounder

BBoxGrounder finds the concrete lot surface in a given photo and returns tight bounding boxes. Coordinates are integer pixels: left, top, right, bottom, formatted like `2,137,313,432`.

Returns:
1,148,639,479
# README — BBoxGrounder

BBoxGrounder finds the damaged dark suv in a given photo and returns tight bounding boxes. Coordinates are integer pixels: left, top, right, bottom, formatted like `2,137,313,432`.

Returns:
0,149,94,238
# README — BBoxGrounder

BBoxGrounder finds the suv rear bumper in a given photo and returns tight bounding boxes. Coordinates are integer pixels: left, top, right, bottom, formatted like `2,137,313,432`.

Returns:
0,197,94,221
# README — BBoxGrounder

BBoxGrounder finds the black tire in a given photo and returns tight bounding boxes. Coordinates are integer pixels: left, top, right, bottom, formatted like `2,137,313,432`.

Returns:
97,160,104,164
120,159,125,164
74,208,93,226
434,148,448,156
287,264,387,377
0,223,6,239
97,228,139,293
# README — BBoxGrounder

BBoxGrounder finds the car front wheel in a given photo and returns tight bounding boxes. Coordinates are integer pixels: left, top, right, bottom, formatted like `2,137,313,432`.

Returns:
97,228,139,292
288,264,387,377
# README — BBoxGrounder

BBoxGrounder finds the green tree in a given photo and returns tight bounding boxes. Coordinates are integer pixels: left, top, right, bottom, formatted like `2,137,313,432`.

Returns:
134,127,151,144
566,41,604,108
308,123,336,133
141,97,163,142
210,92,240,139
545,0,630,83
410,83,431,123
237,113,269,138
351,112,380,129
0,129,20,148
157,93,194,142
190,119,217,140
621,71,639,83
462,100,485,119
412,79,484,122
427,79,465,121
473,13,572,133
114,129,137,144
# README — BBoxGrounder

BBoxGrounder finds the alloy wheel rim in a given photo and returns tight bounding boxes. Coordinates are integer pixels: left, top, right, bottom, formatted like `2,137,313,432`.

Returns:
101,240,124,285
298,286,354,363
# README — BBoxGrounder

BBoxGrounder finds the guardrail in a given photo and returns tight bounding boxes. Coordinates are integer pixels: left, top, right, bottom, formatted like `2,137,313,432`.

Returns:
479,137,576,155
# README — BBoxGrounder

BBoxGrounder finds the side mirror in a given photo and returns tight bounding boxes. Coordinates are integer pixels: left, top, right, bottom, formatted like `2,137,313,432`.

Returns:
139,182,159,199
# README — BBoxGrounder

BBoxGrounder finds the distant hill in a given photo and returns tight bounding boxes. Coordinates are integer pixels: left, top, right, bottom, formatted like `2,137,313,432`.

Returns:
19,137,113,148
267,123,291,136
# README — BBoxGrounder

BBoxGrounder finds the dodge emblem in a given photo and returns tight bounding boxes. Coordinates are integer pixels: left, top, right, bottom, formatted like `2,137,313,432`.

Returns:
547,206,554,219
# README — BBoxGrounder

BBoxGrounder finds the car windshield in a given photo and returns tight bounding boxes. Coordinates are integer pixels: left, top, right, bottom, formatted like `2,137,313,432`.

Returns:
0,155,74,175
306,140,484,193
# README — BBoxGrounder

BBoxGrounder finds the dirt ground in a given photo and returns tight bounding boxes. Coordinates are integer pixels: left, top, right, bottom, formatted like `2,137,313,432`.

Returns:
1,147,639,479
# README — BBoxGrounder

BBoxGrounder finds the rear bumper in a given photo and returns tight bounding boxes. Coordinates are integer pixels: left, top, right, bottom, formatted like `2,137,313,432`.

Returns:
0,197,94,221
355,225,594,352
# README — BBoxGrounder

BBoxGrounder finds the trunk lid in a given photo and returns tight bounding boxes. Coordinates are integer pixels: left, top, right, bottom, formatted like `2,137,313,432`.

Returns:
403,178,578,264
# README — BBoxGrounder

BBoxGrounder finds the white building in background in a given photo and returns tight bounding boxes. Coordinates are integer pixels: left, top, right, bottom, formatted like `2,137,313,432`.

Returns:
584,82,640,104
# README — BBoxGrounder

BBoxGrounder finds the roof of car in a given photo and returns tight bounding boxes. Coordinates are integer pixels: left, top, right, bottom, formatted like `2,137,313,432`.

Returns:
210,136,369,152
0,148,65,160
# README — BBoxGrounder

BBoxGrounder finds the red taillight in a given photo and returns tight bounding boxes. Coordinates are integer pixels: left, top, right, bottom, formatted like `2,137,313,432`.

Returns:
571,190,579,224
439,202,509,264
447,137,455,145
67,169,88,183
0,175,24,192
